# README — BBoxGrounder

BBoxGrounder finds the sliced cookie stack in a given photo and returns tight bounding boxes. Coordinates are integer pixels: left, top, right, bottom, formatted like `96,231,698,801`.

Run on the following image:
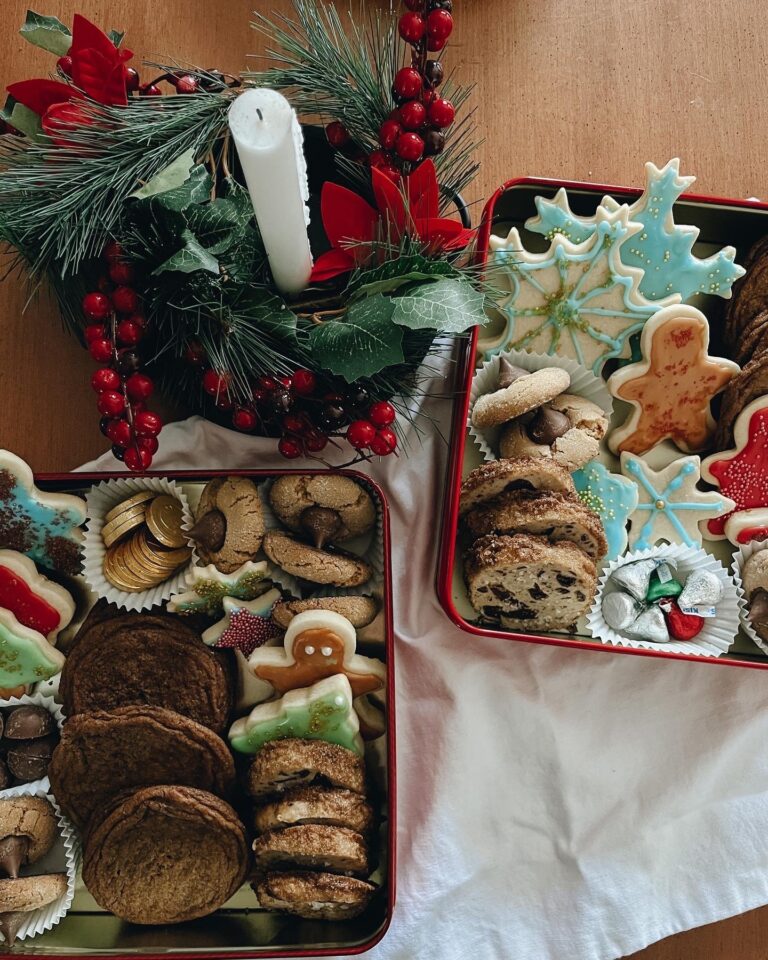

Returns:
461,457,606,632
247,739,377,920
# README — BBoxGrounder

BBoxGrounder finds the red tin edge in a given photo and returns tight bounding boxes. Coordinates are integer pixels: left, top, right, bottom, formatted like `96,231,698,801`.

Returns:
35,467,396,959
437,176,768,671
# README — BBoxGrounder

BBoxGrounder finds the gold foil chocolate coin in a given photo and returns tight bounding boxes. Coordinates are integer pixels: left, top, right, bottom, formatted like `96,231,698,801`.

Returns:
146,495,186,549
104,490,156,525
101,506,149,549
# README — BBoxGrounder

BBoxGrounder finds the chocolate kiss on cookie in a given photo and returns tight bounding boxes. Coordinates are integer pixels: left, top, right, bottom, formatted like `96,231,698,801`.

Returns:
300,507,344,549
188,509,226,554
497,358,529,389
0,835,29,879
527,406,571,445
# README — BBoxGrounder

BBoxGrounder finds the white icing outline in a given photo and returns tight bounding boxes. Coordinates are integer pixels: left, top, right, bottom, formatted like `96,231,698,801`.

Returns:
0,550,75,645
201,588,282,646
0,607,65,684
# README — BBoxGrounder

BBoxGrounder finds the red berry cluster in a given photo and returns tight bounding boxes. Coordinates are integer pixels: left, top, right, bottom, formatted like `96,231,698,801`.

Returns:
83,244,162,471
325,0,455,177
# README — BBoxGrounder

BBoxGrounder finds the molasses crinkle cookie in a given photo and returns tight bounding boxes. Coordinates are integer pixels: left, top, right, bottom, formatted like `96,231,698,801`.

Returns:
269,475,376,546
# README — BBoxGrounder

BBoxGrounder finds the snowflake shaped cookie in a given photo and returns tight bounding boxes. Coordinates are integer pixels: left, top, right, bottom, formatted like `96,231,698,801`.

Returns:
485,204,672,375
168,560,269,615
527,159,745,301
572,460,639,561
621,452,735,550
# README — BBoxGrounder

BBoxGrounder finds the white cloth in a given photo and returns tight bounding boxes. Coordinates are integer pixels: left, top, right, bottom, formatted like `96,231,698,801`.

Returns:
81,390,768,960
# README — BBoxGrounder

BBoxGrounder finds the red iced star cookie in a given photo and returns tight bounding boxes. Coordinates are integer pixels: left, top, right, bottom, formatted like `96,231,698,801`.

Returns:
202,589,281,657
702,397,768,541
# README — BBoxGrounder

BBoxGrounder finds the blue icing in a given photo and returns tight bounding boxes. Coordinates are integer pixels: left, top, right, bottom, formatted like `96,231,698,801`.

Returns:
527,160,745,302
573,461,639,561
0,472,83,573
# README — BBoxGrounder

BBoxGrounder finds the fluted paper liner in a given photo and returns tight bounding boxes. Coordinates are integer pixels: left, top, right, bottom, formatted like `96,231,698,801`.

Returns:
587,544,741,658
468,349,614,462
83,477,197,612
732,539,768,654
0,784,80,944
0,693,64,796
259,478,384,600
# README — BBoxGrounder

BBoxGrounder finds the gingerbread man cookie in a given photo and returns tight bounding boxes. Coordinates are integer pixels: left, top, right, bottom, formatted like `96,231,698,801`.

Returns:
607,305,739,455
702,396,768,542
248,610,385,700
0,550,75,645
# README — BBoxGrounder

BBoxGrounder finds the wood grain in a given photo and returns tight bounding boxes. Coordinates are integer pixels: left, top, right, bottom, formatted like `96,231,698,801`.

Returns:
1,3,767,953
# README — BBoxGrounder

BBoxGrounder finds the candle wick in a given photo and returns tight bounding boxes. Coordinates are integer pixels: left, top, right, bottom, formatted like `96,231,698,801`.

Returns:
256,108,263,121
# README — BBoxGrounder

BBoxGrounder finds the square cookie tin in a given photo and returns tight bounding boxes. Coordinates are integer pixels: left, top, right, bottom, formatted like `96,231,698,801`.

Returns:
25,467,395,958
437,176,768,670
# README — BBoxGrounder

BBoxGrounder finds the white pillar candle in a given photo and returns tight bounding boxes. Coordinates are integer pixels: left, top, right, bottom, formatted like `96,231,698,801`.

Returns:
228,89,313,296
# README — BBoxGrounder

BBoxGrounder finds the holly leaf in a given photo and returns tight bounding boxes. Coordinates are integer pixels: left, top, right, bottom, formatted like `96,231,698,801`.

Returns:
185,191,254,256
20,11,71,56
130,150,200,203
308,295,404,382
108,29,125,48
240,289,299,344
346,255,457,301
392,278,488,334
153,230,220,276
0,96,43,140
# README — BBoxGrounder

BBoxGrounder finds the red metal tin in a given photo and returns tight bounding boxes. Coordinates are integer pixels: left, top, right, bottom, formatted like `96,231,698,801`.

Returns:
30,467,396,958
437,177,768,670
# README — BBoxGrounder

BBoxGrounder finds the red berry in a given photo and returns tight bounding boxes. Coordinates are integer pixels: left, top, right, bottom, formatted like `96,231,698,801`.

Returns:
124,446,152,471
278,375,293,389
175,75,199,94
369,149,391,169
112,286,139,314
103,241,124,262
125,373,154,401
202,369,230,396
426,9,453,46
106,418,133,448
291,369,316,396
251,388,269,406
399,100,427,131
326,121,349,148
427,34,448,52
380,165,402,185
399,11,425,43
109,260,135,285
369,400,396,427
184,341,206,366
136,436,159,455
125,312,147,330
57,56,73,77
278,436,303,460
215,393,233,411
91,368,121,393
124,67,140,92
84,324,106,343
134,410,163,438
141,83,162,97
83,292,112,322
116,320,142,347
379,119,402,150
97,390,125,418
428,97,455,128
282,414,306,435
258,375,279,391
305,432,329,453
89,339,114,363
393,67,423,100
396,132,425,162
369,427,398,456
347,420,377,449
232,407,258,432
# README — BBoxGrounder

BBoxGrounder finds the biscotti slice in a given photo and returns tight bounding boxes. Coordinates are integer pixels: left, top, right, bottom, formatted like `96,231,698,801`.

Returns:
253,787,374,836
464,490,607,561
253,871,375,921
459,457,575,515
464,533,597,632
246,739,366,800
252,824,369,877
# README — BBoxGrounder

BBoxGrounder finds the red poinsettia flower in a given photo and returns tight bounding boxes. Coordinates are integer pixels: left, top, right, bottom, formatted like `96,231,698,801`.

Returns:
7,15,133,143
311,160,475,283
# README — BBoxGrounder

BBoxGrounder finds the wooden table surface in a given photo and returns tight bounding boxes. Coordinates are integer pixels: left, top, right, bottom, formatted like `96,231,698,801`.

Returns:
1,1,767,956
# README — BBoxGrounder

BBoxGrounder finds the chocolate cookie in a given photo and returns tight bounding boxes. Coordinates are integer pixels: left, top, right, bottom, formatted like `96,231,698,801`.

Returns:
271,595,378,630
464,490,607,561
471,365,571,429
246,739,366,800
498,394,608,471
459,457,576,516
714,354,768,449
252,824,369,877
269,475,376,546
82,785,248,925
190,477,265,574
254,871,375,921
734,308,768,366
464,533,597,632
253,787,374,836
726,248,768,346
0,873,67,911
60,611,233,734
263,530,372,587
0,797,57,876
49,706,236,832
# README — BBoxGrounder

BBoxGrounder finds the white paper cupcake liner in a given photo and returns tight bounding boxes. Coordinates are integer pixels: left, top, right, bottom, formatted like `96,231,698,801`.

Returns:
259,478,385,600
0,693,64,796
467,349,614,462
587,544,741,658
0,784,80,945
83,477,197,612
732,539,768,654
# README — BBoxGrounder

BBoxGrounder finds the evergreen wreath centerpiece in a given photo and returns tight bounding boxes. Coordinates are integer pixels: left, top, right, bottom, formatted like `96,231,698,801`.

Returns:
0,0,489,469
